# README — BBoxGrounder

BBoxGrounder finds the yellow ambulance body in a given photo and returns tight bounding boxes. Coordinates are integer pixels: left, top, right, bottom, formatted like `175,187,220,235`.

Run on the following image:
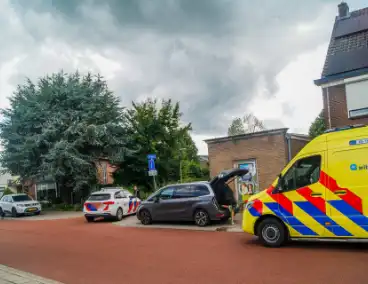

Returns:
242,124,368,247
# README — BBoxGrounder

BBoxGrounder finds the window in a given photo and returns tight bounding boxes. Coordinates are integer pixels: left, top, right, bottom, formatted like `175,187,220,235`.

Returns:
122,190,131,197
193,185,210,197
173,185,210,198
13,195,32,202
174,186,194,198
1,196,8,202
346,79,368,118
159,187,175,200
114,192,123,199
281,155,321,192
88,194,111,201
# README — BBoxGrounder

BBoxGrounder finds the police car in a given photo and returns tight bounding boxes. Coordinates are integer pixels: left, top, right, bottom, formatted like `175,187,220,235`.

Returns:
83,188,141,222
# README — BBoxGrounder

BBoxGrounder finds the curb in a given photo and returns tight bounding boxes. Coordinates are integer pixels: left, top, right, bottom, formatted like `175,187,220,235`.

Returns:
0,265,63,284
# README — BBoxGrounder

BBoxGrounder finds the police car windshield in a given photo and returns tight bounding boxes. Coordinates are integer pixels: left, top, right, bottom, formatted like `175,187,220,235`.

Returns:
88,194,111,201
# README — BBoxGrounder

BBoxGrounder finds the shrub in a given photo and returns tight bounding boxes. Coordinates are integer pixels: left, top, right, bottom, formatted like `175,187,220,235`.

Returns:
2,187,14,196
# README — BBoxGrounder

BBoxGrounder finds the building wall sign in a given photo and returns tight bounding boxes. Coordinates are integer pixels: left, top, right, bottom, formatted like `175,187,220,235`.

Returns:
235,159,259,203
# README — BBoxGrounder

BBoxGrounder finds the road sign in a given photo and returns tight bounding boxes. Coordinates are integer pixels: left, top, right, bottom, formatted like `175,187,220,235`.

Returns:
148,159,156,171
147,154,156,160
147,154,157,171
147,154,158,190
148,170,157,176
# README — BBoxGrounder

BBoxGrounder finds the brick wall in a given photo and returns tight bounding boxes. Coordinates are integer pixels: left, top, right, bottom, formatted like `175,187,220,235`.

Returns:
207,132,288,192
290,138,310,160
95,160,117,185
323,85,368,128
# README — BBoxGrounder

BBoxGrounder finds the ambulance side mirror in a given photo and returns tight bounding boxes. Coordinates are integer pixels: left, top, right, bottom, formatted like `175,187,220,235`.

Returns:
273,174,283,194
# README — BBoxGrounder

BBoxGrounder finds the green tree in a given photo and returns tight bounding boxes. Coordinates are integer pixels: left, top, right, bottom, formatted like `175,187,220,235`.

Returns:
228,113,265,136
309,110,326,138
228,117,245,136
0,71,134,203
114,98,200,191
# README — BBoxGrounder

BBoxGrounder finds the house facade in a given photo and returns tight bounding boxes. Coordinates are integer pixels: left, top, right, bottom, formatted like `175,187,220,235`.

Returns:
205,128,310,202
25,159,117,201
314,2,368,128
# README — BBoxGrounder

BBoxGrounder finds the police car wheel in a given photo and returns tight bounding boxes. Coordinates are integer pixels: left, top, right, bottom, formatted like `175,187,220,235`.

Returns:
115,208,124,221
258,218,286,247
85,216,94,223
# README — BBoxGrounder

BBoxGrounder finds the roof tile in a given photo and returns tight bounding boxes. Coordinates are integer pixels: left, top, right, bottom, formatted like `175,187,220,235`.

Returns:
321,6,368,78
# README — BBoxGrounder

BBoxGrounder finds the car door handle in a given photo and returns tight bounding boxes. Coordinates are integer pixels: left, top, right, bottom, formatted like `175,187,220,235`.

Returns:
310,192,322,197
335,190,347,195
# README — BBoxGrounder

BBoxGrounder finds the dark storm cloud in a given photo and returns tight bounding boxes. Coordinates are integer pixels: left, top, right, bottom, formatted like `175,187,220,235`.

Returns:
5,0,337,135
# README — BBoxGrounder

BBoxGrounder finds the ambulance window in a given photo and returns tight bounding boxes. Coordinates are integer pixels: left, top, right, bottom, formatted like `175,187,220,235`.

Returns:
282,155,321,192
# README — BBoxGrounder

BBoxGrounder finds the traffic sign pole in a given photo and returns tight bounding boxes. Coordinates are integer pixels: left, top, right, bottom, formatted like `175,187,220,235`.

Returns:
147,154,157,191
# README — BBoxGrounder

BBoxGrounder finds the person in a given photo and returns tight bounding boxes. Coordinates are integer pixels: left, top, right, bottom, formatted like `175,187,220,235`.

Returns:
133,185,141,199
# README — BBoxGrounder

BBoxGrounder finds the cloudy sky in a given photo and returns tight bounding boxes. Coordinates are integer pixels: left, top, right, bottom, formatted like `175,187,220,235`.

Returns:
1,0,367,154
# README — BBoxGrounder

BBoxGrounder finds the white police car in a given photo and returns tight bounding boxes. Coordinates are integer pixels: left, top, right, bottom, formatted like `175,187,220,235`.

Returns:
83,188,141,222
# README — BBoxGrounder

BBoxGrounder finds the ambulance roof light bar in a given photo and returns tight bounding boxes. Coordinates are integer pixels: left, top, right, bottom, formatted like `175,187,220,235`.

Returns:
324,124,366,134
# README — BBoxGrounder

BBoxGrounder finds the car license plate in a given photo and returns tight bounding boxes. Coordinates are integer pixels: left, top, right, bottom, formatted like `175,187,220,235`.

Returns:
28,208,37,212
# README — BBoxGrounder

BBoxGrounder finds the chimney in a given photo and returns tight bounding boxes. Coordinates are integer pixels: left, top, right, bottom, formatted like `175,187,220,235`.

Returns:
338,2,349,18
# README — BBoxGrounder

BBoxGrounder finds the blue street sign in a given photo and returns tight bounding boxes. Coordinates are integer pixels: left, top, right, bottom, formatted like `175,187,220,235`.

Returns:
148,159,156,171
147,154,156,160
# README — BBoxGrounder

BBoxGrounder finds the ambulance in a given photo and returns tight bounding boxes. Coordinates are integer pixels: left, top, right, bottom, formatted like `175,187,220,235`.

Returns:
242,124,368,247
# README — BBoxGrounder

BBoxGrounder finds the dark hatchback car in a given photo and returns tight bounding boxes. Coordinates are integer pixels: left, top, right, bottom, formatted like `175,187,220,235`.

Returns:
136,168,248,226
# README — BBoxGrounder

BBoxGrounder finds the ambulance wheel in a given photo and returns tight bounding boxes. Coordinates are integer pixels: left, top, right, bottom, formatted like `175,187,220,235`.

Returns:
258,218,286,248
115,208,124,221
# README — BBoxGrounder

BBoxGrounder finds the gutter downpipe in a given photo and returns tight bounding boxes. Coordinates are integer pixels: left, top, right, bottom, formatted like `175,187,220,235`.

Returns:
326,86,332,128
285,133,292,162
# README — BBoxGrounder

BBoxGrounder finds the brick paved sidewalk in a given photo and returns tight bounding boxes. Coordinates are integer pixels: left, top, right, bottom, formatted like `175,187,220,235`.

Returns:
0,265,63,284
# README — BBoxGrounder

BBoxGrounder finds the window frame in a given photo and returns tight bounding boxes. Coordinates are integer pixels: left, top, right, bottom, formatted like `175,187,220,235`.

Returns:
346,79,368,119
280,155,322,193
192,184,211,197
172,185,194,199
158,187,176,200
114,191,123,199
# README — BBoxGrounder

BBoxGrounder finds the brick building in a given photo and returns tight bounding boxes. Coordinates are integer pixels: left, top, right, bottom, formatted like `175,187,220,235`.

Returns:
25,159,117,201
205,128,310,201
314,2,368,128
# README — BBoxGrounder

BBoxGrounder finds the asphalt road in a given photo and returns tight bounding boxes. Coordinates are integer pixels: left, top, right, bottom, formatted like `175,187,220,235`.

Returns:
0,217,367,284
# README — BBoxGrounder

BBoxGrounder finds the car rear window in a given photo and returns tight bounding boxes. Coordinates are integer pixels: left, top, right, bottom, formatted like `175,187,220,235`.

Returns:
88,194,111,201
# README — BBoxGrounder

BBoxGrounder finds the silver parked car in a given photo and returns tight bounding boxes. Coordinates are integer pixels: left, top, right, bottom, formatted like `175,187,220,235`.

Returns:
0,194,42,217
136,168,248,226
